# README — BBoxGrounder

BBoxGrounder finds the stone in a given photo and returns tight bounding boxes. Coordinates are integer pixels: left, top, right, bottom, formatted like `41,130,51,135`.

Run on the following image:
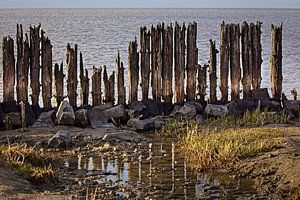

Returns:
88,107,108,128
153,117,166,129
236,99,257,113
205,104,228,117
3,112,22,130
31,110,55,128
94,102,113,111
48,130,71,148
31,104,42,118
128,101,146,118
195,114,205,123
127,118,155,131
171,104,183,115
142,99,163,117
172,104,197,120
56,100,75,126
23,102,36,126
101,123,116,128
162,102,173,115
104,105,126,120
250,88,270,101
75,109,90,128
1,100,19,113
185,100,204,113
225,101,243,116
260,100,281,112
0,105,6,130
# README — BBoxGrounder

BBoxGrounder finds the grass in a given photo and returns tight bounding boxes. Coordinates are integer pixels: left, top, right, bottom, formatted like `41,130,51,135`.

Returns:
0,144,57,184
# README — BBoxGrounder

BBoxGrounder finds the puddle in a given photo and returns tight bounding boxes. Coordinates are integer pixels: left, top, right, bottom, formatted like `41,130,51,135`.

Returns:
63,140,258,199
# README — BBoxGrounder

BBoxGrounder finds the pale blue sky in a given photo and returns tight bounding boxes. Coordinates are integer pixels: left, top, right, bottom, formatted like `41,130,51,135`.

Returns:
0,0,299,8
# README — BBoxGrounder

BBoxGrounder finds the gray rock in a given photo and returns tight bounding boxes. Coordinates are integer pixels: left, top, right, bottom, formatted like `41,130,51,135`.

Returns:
127,118,155,131
31,110,55,128
142,99,162,117
205,104,228,117
173,104,197,120
104,105,126,120
225,101,243,116
56,100,75,126
101,123,116,128
153,117,166,129
3,112,22,130
185,100,204,113
128,101,146,118
1,100,19,113
94,102,113,111
250,88,270,101
283,99,300,111
48,130,71,148
75,109,90,128
260,100,281,112
195,114,205,123
88,107,108,128
236,99,257,113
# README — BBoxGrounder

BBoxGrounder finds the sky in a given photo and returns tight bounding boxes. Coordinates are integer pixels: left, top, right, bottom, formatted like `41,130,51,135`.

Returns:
0,0,299,8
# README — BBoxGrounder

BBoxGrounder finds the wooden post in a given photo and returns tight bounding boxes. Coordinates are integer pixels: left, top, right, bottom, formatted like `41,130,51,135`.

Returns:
151,24,162,102
79,52,89,106
16,24,29,103
66,43,78,107
116,51,126,105
220,22,230,103
92,66,102,106
29,24,41,105
252,22,263,90
128,38,139,103
140,27,151,100
174,22,186,103
54,62,64,107
241,22,251,99
41,30,52,109
109,71,115,104
270,24,283,99
2,36,15,101
209,39,218,104
197,64,208,102
162,23,173,103
186,22,197,101
230,24,241,101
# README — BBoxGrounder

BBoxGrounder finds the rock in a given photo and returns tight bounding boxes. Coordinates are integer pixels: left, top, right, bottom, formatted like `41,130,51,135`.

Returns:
171,104,183,114
23,102,36,126
195,114,205,123
127,118,155,131
162,102,173,115
260,100,281,112
101,123,116,128
75,109,90,128
250,88,270,101
0,105,6,130
104,105,126,120
172,104,197,120
185,100,204,113
128,101,146,118
88,107,108,128
236,99,257,113
205,104,228,117
56,100,75,126
153,117,166,129
225,101,243,116
283,99,300,111
31,110,55,128
31,104,42,118
1,100,19,113
48,130,71,148
94,102,113,111
3,112,22,130
142,99,163,117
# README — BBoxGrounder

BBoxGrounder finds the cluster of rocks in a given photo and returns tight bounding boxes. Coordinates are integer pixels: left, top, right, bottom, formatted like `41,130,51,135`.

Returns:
0,88,299,132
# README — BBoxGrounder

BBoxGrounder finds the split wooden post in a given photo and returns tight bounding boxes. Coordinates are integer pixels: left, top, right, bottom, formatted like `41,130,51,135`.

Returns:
241,22,252,99
270,24,283,99
140,27,151,100
2,36,15,101
128,38,139,103
151,24,162,102
54,62,64,107
103,66,115,103
91,66,102,106
186,22,198,101
209,39,218,104
116,51,126,105
220,22,230,103
66,43,78,107
29,24,41,105
16,24,30,103
174,22,186,103
230,24,241,101
251,22,263,90
79,52,89,106
197,64,208,102
162,23,173,103
41,30,53,109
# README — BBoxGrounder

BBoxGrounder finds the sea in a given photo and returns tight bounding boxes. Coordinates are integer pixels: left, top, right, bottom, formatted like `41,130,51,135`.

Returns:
0,8,299,104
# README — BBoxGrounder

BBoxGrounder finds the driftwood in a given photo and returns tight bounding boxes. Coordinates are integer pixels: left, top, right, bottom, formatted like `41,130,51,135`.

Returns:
220,22,230,103
92,66,102,106
140,27,151,100
66,44,78,107
209,39,218,104
79,52,89,106
128,39,139,103
54,62,64,107
116,51,126,105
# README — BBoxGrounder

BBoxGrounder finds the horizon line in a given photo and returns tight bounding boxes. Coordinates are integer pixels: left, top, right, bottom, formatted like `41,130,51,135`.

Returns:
1,7,300,9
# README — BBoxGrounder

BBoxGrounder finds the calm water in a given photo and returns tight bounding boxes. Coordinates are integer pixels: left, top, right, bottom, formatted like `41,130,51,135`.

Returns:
0,8,300,104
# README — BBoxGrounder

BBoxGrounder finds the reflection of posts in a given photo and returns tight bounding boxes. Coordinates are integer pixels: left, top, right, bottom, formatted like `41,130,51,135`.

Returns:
78,154,81,170
138,155,142,185
172,142,175,193
149,143,152,186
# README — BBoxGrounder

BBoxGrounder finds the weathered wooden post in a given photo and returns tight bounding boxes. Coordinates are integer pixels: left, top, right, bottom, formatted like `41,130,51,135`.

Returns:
116,51,126,105
29,24,41,105
151,24,162,102
251,22,263,90
230,24,241,101
197,64,208,102
241,22,251,99
16,24,29,103
140,27,151,100
66,43,78,107
2,36,15,101
92,66,102,106
103,66,115,103
128,38,139,103
209,39,218,104
220,22,230,103
41,30,53,109
162,23,173,103
270,24,283,99
54,62,64,107
174,22,186,103
186,22,198,101
79,52,89,106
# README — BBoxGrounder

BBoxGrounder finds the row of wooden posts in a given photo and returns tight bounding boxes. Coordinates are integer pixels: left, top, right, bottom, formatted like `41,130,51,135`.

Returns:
2,22,283,109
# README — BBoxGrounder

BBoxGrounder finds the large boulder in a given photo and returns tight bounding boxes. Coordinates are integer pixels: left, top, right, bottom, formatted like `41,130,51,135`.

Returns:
236,99,257,113
88,107,108,128
128,101,146,118
48,130,71,148
142,99,163,117
75,109,90,128
225,101,243,116
56,101,75,126
128,100,162,119
127,118,155,131
172,104,197,120
260,100,281,112
104,105,126,120
185,100,204,113
3,112,22,130
153,117,166,129
283,99,300,119
250,88,270,101
205,104,228,117
94,102,113,111
31,110,55,128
